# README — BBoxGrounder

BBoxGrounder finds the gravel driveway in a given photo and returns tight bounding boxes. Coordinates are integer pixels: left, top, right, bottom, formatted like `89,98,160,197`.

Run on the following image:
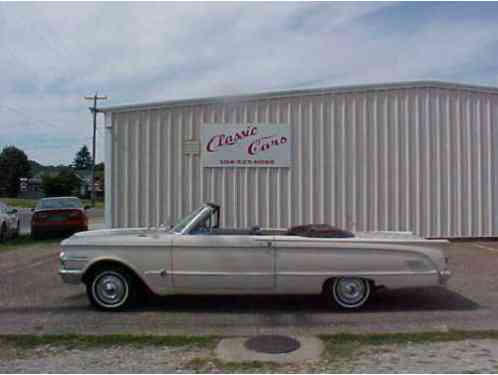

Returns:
0,238,497,336
1,339,498,373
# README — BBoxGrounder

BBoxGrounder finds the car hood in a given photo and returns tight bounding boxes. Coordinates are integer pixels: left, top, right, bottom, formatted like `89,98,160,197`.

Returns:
61,227,175,246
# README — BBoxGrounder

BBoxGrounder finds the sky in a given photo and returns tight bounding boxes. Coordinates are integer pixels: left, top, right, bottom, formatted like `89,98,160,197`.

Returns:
1,2,498,165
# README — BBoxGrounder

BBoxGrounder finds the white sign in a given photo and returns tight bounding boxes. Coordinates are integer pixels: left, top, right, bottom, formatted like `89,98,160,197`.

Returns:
201,123,291,167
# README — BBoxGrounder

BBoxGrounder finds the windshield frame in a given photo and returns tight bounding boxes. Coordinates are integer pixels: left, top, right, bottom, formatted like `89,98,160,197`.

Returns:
170,205,214,234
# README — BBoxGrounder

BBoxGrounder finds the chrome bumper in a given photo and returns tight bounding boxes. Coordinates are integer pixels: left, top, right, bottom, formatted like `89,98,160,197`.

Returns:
439,269,452,285
59,269,83,284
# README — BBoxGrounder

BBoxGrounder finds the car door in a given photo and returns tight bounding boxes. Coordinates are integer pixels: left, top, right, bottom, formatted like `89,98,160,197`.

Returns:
171,234,275,291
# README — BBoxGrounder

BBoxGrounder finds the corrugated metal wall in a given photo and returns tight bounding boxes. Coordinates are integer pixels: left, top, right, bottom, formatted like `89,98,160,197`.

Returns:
106,85,498,238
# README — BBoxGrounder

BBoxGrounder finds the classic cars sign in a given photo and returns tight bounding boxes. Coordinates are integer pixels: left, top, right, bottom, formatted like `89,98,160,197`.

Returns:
201,123,291,167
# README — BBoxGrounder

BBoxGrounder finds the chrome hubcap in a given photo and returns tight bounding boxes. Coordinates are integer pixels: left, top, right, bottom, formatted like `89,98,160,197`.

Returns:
95,273,127,306
336,278,366,305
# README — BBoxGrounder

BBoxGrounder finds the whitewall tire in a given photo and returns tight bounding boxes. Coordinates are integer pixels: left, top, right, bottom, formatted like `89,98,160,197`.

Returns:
87,269,135,311
330,277,371,309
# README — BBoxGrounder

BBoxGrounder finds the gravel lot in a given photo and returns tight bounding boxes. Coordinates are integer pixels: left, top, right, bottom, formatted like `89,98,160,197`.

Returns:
1,231,498,372
1,338,498,373
1,237,498,336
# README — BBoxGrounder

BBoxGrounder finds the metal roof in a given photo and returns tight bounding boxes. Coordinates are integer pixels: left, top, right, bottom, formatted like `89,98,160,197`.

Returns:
101,80,498,113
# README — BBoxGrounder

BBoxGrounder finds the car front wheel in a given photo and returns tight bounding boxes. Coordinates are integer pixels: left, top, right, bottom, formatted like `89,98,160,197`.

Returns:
87,268,135,311
328,277,371,309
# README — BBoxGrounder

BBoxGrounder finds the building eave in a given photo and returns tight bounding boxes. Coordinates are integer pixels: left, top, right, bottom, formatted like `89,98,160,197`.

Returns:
101,80,498,114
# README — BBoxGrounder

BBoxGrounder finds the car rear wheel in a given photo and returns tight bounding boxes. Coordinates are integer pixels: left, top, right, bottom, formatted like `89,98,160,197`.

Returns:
87,267,136,311
327,277,371,309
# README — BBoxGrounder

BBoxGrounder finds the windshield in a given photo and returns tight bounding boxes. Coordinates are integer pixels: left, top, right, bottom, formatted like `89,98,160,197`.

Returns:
170,206,209,234
37,197,82,210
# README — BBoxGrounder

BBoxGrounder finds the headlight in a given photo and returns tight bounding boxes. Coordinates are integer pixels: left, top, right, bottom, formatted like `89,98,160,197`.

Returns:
58,251,65,266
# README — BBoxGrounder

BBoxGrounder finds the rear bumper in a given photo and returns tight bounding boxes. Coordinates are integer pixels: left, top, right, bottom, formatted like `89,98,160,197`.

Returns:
32,224,88,234
59,269,83,284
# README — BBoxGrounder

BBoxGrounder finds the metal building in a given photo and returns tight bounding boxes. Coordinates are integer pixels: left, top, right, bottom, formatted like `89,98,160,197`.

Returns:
102,81,498,238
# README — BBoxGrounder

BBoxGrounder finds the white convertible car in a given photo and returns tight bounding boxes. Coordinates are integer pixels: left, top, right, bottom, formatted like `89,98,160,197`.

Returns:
59,203,451,311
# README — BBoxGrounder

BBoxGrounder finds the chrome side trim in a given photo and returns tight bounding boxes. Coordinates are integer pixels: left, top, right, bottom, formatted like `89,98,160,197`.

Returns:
169,270,438,277
170,271,273,276
277,270,438,276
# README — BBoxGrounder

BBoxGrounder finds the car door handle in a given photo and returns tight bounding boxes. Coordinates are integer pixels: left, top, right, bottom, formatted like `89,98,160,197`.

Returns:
144,268,168,278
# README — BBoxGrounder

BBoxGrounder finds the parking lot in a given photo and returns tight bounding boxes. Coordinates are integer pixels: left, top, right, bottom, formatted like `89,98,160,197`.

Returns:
1,226,497,337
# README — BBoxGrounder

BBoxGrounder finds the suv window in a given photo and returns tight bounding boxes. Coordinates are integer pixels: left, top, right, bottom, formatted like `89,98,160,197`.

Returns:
0,203,6,213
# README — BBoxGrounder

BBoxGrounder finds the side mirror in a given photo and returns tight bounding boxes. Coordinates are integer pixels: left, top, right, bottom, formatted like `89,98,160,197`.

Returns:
84,205,91,210
8,208,18,214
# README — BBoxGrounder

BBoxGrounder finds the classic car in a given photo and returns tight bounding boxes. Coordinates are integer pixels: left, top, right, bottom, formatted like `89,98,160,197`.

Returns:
59,203,451,311
0,201,20,242
31,197,89,239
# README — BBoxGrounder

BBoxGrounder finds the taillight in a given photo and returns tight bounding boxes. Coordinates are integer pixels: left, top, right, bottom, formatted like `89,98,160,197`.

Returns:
33,213,48,222
68,211,82,218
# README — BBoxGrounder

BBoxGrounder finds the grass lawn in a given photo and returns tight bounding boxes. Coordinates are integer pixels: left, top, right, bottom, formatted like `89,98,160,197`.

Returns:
0,235,58,252
0,197,104,209
0,334,216,349
1,330,498,371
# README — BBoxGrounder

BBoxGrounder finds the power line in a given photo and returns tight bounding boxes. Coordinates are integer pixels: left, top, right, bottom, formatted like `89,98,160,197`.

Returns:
84,93,107,207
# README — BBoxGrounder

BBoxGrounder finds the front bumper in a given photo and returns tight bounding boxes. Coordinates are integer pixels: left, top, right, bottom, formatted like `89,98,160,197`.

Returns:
59,269,83,284
439,269,452,285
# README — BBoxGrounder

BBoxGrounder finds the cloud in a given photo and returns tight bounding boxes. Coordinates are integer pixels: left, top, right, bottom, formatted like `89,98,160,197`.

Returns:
0,3,497,164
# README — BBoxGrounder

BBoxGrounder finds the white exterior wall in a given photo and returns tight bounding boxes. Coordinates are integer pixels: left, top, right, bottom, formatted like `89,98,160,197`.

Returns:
104,82,498,238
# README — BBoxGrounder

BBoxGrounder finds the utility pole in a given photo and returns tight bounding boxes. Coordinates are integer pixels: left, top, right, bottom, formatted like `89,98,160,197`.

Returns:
84,93,107,207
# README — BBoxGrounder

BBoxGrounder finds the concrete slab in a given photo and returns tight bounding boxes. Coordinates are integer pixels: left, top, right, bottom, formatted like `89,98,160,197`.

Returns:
215,336,324,363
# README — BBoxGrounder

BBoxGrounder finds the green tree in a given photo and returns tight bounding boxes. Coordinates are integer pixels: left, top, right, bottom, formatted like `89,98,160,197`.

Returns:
0,146,31,197
94,162,105,193
41,169,81,197
73,145,92,170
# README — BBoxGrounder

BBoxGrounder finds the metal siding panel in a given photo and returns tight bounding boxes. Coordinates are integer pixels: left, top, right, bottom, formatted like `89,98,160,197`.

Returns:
142,111,150,227
440,91,450,236
360,96,368,231
104,113,113,228
484,96,493,235
348,95,356,231
123,118,130,227
493,96,498,236
109,86,498,238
